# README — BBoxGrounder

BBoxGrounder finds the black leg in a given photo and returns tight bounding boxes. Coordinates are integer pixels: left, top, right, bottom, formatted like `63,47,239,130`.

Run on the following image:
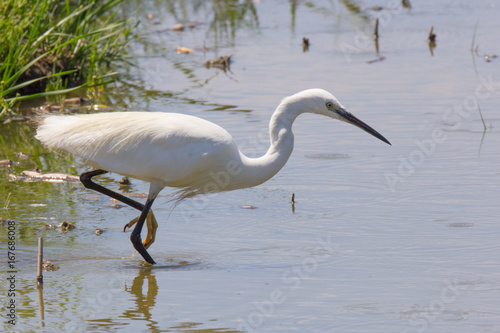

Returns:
80,169,157,264
131,198,156,264
80,169,144,211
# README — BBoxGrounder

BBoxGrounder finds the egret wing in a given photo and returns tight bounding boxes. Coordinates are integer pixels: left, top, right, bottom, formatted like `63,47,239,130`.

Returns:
36,112,238,186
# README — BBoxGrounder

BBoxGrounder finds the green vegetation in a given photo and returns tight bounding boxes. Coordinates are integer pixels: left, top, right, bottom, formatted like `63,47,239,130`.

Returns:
0,0,135,118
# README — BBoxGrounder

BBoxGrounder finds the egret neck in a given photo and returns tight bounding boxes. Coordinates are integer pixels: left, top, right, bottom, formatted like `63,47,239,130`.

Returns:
238,98,301,189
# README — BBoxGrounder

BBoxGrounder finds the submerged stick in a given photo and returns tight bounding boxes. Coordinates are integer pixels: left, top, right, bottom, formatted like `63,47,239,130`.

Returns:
471,20,479,52
37,237,43,286
477,103,487,131
428,26,436,42
37,285,45,327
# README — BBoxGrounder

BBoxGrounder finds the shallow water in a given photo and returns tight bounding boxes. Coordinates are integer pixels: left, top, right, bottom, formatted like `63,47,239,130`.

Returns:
2,0,500,332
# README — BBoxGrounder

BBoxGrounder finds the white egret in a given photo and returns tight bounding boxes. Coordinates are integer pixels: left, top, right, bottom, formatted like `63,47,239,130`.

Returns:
36,89,391,264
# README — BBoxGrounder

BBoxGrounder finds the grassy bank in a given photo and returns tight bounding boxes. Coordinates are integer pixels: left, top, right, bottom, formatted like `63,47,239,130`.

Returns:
0,0,134,117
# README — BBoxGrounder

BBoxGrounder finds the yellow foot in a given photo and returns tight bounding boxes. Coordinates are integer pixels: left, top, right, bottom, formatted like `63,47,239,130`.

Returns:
124,210,158,250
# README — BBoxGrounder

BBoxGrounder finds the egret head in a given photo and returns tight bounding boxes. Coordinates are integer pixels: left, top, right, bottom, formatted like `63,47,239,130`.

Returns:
293,89,391,145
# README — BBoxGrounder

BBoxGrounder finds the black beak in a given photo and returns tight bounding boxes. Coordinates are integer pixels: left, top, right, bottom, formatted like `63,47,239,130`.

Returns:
337,109,391,145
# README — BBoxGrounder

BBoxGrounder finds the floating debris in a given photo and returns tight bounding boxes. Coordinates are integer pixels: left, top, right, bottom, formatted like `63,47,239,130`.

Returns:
240,205,258,209
302,37,310,52
176,46,194,54
37,97,104,113
146,13,154,21
171,23,185,31
366,56,385,64
42,104,61,111
95,228,104,235
109,203,125,209
42,224,57,230
59,221,75,231
484,54,498,62
9,170,80,183
205,55,232,71
42,260,59,271
16,152,29,160
119,177,131,185
63,97,91,106
42,221,75,231
402,0,412,9
187,21,202,29
0,159,13,167
171,21,202,31
374,18,379,38
428,26,436,43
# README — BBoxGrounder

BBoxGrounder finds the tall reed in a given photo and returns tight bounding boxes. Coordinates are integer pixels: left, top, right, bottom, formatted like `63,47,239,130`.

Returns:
0,0,134,117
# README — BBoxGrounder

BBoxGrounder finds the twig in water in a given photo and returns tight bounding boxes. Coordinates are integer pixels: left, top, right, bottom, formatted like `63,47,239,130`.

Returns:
477,103,487,132
4,192,11,209
37,238,43,286
374,18,379,39
471,20,479,52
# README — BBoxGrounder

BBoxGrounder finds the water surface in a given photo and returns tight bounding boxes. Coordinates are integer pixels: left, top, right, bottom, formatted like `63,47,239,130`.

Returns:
1,0,500,332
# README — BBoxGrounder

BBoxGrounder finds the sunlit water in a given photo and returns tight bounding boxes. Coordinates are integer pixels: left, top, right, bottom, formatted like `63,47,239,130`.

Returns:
1,0,500,332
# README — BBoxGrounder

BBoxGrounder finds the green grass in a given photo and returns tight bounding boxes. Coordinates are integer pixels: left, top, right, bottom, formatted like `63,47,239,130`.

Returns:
0,0,135,118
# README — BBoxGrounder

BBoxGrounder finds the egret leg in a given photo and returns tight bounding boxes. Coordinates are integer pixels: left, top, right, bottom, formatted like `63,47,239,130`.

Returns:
80,169,157,264
80,169,144,211
130,198,157,264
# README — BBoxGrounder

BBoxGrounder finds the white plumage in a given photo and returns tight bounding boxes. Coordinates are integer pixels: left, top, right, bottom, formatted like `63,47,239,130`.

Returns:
36,89,390,264
38,112,237,193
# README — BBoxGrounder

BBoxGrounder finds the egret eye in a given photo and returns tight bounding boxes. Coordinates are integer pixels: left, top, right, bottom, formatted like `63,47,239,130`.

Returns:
326,102,334,108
